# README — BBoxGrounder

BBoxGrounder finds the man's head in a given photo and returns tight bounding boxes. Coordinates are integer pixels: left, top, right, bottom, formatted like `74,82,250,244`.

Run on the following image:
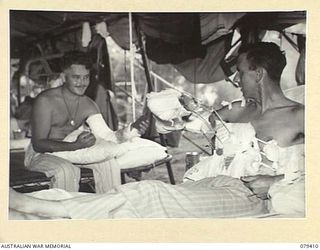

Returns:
62,51,92,96
239,42,286,82
234,42,286,99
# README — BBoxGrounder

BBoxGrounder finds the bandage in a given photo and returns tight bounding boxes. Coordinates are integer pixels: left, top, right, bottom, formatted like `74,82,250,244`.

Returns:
147,89,191,121
263,140,280,162
86,113,139,143
220,97,246,110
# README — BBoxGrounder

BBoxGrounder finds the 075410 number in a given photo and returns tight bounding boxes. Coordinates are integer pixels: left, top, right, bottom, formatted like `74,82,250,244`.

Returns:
300,244,319,248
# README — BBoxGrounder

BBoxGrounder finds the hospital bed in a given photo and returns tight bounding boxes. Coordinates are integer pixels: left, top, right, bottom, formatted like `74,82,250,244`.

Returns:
10,144,174,193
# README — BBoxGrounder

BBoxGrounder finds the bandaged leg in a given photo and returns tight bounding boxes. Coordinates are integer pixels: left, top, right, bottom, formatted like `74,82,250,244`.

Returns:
80,158,121,193
25,153,80,192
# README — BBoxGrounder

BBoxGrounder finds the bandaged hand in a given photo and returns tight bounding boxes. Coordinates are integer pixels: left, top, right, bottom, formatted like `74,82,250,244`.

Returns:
180,94,199,111
132,115,150,135
75,131,96,149
241,175,283,200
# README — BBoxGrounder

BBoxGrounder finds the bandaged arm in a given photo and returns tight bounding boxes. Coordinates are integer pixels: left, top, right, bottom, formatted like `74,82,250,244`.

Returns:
86,113,140,143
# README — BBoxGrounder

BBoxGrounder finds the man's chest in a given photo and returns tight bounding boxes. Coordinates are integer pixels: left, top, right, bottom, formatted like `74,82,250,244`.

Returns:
253,112,302,146
51,100,88,128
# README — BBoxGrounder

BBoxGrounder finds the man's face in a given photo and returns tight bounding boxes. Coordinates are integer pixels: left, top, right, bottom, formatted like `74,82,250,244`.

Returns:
64,64,90,96
234,53,259,99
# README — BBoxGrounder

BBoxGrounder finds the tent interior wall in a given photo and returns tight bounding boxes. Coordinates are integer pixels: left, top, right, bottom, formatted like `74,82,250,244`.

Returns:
10,11,306,136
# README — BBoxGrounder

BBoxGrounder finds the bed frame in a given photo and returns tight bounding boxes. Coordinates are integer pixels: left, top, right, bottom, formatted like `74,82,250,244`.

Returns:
10,150,175,193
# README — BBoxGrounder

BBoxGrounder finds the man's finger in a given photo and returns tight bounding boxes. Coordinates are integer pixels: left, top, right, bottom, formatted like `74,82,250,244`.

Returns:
140,121,148,126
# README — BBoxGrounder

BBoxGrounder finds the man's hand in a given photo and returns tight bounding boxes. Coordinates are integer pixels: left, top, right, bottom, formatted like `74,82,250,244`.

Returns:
132,115,150,135
208,113,217,129
75,131,96,149
180,94,199,111
241,175,283,200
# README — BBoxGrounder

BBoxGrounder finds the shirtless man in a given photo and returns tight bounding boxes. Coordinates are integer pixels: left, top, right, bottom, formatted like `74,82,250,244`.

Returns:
209,42,305,199
26,51,149,192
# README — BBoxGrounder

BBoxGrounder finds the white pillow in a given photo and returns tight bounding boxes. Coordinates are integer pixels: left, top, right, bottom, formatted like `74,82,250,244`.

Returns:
48,128,129,164
116,137,168,169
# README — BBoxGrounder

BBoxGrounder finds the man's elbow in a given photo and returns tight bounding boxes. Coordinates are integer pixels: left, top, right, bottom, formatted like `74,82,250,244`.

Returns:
31,140,48,153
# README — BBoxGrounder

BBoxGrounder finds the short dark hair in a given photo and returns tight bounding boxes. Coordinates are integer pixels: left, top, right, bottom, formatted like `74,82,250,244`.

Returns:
239,42,287,82
62,51,93,70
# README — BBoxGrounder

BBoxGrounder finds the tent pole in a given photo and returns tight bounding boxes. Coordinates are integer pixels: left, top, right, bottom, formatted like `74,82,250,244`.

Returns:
134,16,154,92
134,16,159,140
129,12,136,121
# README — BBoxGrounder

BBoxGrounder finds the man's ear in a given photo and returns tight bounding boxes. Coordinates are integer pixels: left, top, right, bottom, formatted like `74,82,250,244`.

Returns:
255,68,263,82
60,72,66,82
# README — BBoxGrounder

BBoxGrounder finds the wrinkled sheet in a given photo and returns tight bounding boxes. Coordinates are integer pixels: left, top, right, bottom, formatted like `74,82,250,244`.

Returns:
59,176,268,219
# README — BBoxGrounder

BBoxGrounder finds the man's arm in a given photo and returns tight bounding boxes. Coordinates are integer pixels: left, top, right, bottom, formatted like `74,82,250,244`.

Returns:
209,100,261,127
31,95,95,153
241,174,284,200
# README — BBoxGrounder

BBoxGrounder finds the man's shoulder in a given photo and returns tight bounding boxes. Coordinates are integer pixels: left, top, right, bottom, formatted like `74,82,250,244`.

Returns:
80,95,98,108
79,95,100,115
287,102,304,121
35,87,61,100
293,104,305,126
217,99,261,122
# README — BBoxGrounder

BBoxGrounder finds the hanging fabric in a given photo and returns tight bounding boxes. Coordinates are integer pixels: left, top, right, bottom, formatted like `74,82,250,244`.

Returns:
173,36,228,83
86,34,119,130
108,16,138,50
144,14,205,65
95,21,109,38
200,13,245,45
81,22,92,47
133,15,158,140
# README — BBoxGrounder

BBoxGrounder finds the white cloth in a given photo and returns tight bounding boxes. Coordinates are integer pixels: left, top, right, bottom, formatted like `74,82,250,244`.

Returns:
49,127,129,164
268,176,305,215
116,137,167,169
183,122,305,215
283,85,305,105
78,158,121,193
95,22,109,38
184,122,304,180
86,113,140,143
147,89,191,134
81,22,91,47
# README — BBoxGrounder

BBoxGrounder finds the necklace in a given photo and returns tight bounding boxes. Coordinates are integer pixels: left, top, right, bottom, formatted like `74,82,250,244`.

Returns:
61,88,80,126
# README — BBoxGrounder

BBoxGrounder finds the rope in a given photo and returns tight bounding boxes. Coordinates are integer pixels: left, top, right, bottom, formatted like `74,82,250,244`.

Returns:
129,12,136,120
